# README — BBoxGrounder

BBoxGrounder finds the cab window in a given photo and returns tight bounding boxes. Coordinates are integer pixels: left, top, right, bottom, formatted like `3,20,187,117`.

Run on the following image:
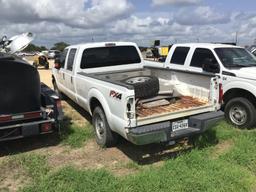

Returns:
191,48,217,68
170,47,190,65
66,48,77,71
59,49,68,68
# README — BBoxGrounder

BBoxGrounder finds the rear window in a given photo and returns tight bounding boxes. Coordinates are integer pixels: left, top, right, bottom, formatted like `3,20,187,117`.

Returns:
80,46,141,69
170,47,190,65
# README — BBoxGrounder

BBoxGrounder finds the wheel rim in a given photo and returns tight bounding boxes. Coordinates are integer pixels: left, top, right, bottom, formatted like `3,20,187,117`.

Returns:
126,77,150,84
229,105,247,126
94,114,105,140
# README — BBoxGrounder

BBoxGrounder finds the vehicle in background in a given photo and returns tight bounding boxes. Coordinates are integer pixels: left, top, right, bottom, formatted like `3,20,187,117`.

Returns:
33,53,50,69
0,33,63,141
52,42,223,147
145,50,154,58
48,50,61,59
149,43,256,128
158,46,169,57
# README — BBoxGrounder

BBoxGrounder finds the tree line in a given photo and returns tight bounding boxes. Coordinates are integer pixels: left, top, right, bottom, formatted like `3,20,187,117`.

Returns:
24,42,69,52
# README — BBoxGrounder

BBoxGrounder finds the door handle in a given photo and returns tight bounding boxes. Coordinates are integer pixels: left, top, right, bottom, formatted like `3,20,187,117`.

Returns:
62,73,65,80
71,76,73,84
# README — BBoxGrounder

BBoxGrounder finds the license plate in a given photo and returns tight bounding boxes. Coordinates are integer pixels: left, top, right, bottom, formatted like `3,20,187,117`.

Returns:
172,119,188,132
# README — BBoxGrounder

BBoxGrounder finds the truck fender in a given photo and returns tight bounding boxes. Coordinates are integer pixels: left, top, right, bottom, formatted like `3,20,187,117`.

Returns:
88,88,113,128
224,81,256,98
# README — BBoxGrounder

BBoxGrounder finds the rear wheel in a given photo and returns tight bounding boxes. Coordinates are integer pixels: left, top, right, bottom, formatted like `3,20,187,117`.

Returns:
92,106,118,147
225,97,256,128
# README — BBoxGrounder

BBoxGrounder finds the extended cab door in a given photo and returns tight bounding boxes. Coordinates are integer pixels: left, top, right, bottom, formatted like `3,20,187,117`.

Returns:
167,46,191,70
62,48,77,101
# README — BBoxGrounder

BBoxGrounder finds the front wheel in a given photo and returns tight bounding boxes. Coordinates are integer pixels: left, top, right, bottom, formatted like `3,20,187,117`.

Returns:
92,106,118,147
225,97,256,129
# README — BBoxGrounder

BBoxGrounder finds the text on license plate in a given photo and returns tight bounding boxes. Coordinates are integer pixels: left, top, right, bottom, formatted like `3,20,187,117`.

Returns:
172,119,189,132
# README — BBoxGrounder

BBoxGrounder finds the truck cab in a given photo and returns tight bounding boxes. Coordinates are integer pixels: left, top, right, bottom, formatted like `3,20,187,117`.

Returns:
162,43,256,128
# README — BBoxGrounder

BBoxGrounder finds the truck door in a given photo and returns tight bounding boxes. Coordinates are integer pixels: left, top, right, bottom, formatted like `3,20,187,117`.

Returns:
55,49,68,92
188,48,220,74
62,48,77,101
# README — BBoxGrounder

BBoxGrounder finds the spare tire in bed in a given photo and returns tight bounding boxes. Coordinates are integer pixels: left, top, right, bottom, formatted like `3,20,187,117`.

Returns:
0,56,41,115
122,76,159,98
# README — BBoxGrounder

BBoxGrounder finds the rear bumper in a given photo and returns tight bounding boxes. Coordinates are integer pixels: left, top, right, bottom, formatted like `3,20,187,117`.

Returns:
0,119,56,142
127,111,224,145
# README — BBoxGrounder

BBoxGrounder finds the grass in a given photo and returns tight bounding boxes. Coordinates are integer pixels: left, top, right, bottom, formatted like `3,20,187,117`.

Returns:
60,122,93,148
2,121,256,192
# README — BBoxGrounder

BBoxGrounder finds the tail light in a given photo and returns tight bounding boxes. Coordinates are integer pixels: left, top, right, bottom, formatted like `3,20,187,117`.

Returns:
41,122,52,132
0,115,12,123
0,111,41,123
24,111,42,119
219,83,223,104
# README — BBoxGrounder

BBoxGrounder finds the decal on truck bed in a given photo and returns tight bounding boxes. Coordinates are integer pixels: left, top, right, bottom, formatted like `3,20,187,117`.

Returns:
110,90,122,100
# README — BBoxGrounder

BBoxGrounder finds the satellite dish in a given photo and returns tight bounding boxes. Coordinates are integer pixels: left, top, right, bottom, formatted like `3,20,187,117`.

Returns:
3,32,34,54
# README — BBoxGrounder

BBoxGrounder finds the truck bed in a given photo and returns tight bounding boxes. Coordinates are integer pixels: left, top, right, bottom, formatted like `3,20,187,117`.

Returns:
137,96,208,118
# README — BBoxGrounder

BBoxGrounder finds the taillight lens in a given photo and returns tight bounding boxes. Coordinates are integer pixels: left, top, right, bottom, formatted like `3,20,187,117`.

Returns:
24,111,42,119
0,115,12,123
41,123,52,132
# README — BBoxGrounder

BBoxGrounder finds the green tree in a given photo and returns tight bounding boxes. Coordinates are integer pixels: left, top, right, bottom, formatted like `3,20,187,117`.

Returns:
51,42,69,51
23,44,48,52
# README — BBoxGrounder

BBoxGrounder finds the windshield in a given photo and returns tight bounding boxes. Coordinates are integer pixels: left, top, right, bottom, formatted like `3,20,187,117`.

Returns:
214,48,256,67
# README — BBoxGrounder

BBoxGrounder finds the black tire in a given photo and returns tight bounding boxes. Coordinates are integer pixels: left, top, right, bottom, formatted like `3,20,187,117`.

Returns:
45,62,49,69
122,76,159,98
92,106,118,147
225,97,256,129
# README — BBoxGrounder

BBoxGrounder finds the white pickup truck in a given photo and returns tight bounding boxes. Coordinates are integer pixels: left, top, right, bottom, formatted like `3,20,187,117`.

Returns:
52,42,223,147
155,43,256,128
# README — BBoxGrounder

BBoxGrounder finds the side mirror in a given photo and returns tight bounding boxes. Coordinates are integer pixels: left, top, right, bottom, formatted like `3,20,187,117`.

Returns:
54,58,61,69
202,58,220,73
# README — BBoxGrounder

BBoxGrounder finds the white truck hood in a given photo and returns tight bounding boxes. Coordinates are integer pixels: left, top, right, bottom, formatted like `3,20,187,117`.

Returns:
230,67,256,80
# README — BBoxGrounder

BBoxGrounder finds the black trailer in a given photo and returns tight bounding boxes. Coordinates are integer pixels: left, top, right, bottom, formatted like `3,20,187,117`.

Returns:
0,54,63,141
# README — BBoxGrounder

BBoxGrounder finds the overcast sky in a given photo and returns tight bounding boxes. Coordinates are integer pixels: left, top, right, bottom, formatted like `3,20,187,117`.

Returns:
1,0,256,48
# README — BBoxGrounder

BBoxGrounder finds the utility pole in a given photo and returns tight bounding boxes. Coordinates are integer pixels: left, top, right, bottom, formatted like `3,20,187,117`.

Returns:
235,32,238,45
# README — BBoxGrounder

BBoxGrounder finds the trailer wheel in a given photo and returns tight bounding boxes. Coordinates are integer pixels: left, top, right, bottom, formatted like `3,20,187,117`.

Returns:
225,97,256,129
92,106,118,147
122,76,159,98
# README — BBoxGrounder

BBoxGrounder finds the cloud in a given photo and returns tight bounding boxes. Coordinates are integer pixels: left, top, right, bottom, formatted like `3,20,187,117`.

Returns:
0,0,133,28
175,6,230,25
152,0,200,6
0,0,255,47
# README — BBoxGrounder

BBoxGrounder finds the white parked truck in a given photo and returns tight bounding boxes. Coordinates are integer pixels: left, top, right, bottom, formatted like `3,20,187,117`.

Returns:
52,42,223,147
153,43,256,128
